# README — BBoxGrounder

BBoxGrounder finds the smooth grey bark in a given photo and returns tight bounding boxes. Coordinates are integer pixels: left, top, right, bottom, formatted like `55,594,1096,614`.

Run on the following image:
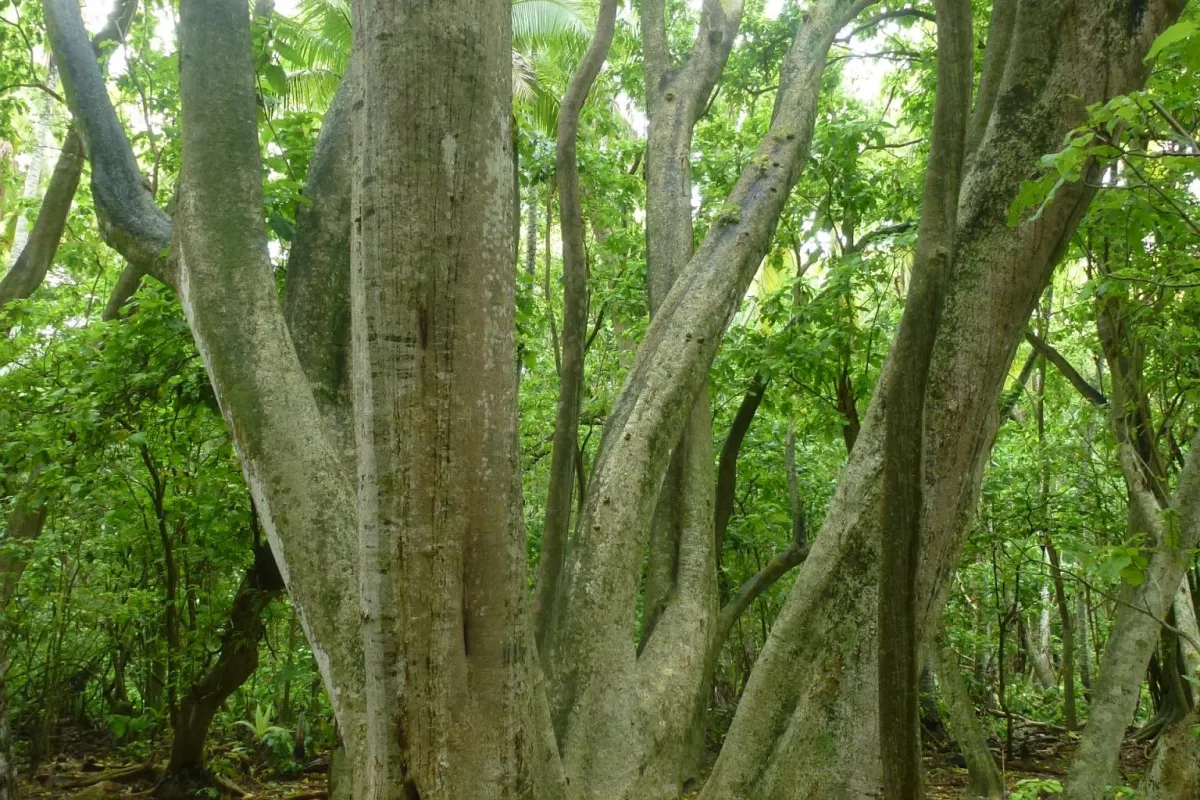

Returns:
877,2,973,795
3,0,139,317
1064,430,1200,799
1175,580,1200,680
699,3,1184,797
1024,575,1059,689
282,69,355,462
171,0,367,778
635,0,743,704
351,0,526,796
43,0,371,786
1064,269,1200,797
0,131,83,315
933,637,1005,799
44,0,172,283
1079,586,1093,701
543,4,875,798
533,0,618,659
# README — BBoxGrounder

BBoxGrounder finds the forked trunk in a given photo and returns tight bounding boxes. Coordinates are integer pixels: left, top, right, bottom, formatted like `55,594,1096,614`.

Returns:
699,4,1182,796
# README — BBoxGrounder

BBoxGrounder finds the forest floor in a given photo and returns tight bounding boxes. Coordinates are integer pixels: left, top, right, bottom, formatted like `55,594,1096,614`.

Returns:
13,726,1152,798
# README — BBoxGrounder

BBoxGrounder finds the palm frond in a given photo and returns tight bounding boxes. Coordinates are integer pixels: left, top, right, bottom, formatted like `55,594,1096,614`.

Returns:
512,0,592,49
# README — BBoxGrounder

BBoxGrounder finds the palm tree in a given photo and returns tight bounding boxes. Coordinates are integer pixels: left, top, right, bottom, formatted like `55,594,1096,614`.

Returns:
271,0,592,131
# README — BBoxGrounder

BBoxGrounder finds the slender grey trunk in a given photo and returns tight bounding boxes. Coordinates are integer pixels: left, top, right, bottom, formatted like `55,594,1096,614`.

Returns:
532,0,618,659
525,187,539,278
933,637,1005,799
1078,588,1093,701
1063,434,1200,799
877,1,973,795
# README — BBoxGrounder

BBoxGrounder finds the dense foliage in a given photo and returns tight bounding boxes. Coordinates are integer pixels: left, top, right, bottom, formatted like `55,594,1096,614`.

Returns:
0,0,1196,796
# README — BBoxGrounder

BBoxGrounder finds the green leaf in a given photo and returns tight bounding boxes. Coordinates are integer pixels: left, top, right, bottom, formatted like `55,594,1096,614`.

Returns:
1145,21,1197,62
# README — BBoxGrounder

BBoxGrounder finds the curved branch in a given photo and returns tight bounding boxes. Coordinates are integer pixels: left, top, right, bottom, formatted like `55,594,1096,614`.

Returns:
1,0,140,316
840,7,936,42
0,131,83,315
43,0,173,283
714,376,767,560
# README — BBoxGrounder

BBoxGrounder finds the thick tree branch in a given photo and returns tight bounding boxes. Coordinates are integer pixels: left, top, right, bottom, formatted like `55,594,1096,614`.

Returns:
966,0,1016,158
713,538,809,657
173,0,363,766
547,0,877,782
0,491,47,611
43,0,173,284
1023,329,1107,406
0,131,83,315
282,69,354,442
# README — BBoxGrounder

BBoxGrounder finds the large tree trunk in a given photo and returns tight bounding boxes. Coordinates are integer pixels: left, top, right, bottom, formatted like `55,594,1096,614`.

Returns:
350,1,525,796
699,3,1183,797
160,548,284,792
1135,709,1200,800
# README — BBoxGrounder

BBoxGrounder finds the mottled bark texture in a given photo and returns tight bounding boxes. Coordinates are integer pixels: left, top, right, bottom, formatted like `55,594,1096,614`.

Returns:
543,3,874,798
44,0,171,282
877,2,973,796
1135,709,1200,800
1063,276,1200,798
533,0,618,658
172,0,367,778
164,549,284,782
933,637,1005,799
351,0,524,797
700,3,1184,798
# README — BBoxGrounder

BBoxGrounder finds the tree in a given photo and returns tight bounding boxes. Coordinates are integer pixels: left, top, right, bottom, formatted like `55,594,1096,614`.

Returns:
25,0,1188,798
